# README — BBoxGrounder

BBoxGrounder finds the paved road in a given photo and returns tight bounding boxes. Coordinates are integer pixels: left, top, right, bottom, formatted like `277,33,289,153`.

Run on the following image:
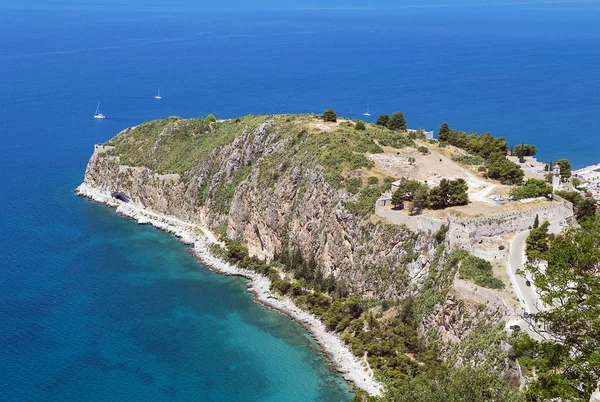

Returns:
508,231,543,315
506,221,565,340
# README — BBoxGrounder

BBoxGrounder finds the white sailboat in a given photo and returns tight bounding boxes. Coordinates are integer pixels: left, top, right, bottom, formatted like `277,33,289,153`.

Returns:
94,102,106,119
363,104,371,117
154,88,161,99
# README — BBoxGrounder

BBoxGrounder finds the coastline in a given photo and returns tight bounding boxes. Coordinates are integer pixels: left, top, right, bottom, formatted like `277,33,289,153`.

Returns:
75,183,383,397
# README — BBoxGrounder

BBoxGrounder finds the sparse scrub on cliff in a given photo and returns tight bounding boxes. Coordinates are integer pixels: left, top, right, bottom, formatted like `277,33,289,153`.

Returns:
458,255,504,289
345,177,395,218
217,235,517,401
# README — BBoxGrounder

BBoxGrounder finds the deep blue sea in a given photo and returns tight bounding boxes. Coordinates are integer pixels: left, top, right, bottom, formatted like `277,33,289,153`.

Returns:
1,2,599,401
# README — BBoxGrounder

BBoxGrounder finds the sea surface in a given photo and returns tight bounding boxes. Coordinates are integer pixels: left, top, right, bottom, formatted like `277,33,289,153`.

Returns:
1,2,599,401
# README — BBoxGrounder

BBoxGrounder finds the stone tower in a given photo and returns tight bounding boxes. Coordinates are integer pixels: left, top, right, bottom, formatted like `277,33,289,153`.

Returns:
552,165,561,190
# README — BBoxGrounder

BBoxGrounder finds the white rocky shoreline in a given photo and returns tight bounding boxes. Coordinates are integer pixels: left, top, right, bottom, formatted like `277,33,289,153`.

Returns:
75,182,383,397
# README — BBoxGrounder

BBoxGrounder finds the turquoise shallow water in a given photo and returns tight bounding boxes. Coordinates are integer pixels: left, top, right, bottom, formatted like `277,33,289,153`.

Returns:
1,2,599,401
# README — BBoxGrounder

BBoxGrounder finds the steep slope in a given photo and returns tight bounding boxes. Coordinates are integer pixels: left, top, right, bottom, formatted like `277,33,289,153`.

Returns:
83,114,436,298
79,114,519,398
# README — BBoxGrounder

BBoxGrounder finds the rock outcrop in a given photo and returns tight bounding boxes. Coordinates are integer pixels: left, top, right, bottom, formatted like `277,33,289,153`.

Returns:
79,115,512,365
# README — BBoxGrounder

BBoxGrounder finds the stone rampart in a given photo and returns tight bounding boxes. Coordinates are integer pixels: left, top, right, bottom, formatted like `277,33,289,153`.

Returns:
447,199,573,242
375,198,446,236
376,197,574,248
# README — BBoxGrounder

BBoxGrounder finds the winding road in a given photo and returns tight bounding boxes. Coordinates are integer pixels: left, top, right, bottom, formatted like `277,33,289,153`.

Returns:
506,221,564,340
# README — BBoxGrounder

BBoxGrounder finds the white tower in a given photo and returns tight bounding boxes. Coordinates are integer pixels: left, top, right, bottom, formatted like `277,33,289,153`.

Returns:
552,165,561,190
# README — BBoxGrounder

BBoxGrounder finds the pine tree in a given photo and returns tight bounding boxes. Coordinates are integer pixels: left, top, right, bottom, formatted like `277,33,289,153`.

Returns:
386,112,407,131
376,114,389,126
438,122,451,142
533,214,539,228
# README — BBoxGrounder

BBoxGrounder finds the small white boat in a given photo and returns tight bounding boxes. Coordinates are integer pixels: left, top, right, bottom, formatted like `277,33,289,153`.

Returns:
94,102,106,119
154,88,161,99
363,104,371,117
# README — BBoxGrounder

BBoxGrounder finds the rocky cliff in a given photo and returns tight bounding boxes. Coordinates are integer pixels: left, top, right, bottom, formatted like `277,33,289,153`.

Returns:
82,115,443,298
80,115,513,370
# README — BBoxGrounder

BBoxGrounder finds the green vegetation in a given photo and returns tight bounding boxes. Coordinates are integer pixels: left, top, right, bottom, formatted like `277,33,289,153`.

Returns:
435,123,525,184
513,143,537,156
451,153,485,166
218,238,516,401
437,122,450,142
109,116,226,174
346,177,395,218
107,114,418,214
355,120,366,131
385,111,407,131
205,114,217,123
322,108,337,122
417,145,429,154
510,178,553,200
458,255,504,289
556,190,597,222
512,216,600,401
376,114,389,127
525,221,550,261
391,177,469,213
555,158,572,181
346,177,363,195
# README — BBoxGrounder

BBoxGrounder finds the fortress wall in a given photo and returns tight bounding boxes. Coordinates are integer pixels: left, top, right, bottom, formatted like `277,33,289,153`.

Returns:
447,199,573,241
377,197,574,249
375,199,446,236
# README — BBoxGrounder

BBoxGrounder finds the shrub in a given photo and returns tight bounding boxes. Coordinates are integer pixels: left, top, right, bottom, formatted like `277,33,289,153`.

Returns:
206,114,217,123
367,176,379,185
459,255,504,289
346,177,362,194
354,120,366,131
322,108,337,122
417,146,429,154
452,154,485,165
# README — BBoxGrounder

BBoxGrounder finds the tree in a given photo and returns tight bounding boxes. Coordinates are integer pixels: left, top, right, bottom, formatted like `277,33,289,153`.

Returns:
575,197,597,222
322,108,337,122
486,155,524,185
448,178,469,206
510,178,553,200
533,214,539,228
205,114,217,123
391,187,405,209
525,221,550,260
555,159,572,181
354,120,366,131
513,143,537,156
376,114,389,126
411,186,429,214
518,218,600,400
438,122,451,142
386,111,407,131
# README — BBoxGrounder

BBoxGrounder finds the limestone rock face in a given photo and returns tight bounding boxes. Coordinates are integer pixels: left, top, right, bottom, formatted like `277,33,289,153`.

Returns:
83,122,439,298
82,118,519,359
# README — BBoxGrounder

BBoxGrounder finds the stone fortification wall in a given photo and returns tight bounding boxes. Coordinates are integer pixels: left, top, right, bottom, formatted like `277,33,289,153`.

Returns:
375,199,446,236
448,199,573,243
376,197,574,248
